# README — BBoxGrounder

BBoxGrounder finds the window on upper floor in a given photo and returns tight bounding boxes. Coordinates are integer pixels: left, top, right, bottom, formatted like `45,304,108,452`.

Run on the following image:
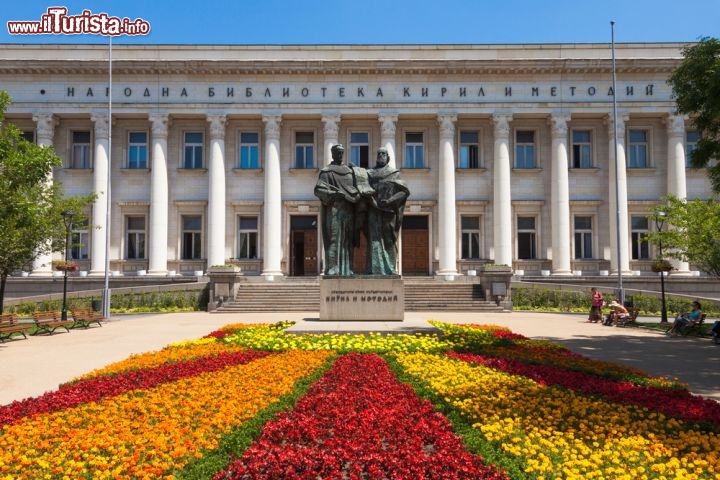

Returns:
628,129,649,168
686,130,699,168
237,216,258,259
572,130,593,168
181,215,203,260
238,131,260,169
631,216,650,260
461,216,481,259
515,130,536,169
22,131,35,143
574,216,593,259
517,216,537,259
71,131,91,169
70,220,90,260
459,131,480,169
183,132,204,169
128,131,148,169
403,132,425,168
294,131,315,169
350,132,370,168
125,216,146,259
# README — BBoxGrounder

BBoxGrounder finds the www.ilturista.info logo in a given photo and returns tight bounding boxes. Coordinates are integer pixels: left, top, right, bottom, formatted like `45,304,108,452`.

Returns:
7,7,150,36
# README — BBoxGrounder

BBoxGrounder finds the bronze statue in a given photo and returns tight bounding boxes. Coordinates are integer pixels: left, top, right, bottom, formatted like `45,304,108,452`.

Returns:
366,148,409,275
314,144,364,275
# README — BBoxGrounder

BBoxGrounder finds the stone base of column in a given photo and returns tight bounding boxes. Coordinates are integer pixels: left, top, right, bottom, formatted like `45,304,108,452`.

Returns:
551,270,573,276
29,271,53,277
147,269,169,276
261,271,284,281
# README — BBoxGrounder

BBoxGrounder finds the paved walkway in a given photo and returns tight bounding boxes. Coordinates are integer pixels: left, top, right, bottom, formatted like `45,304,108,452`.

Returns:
1,311,718,405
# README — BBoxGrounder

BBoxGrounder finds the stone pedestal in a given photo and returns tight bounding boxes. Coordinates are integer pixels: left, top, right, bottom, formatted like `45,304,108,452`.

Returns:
319,276,404,321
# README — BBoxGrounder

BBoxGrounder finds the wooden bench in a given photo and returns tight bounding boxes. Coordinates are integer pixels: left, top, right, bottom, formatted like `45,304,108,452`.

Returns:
682,313,707,336
0,313,32,342
31,311,73,335
71,307,105,329
615,307,640,327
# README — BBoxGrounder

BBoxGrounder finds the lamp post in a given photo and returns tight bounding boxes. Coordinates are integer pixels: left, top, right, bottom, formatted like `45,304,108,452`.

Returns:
654,211,668,323
61,210,74,321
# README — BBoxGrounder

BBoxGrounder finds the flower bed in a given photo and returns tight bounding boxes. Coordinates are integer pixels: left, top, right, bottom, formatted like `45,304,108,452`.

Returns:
1,321,718,479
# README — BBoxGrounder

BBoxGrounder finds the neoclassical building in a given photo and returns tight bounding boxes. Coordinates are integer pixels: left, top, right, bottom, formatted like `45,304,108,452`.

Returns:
1,43,712,278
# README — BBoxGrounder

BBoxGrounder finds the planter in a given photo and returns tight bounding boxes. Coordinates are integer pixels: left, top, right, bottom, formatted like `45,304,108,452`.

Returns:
54,264,78,272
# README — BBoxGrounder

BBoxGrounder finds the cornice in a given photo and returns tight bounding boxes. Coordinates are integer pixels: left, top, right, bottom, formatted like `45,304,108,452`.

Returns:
0,58,680,77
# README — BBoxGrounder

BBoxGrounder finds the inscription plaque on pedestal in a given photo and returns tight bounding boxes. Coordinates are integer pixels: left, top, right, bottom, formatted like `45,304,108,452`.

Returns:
319,276,404,321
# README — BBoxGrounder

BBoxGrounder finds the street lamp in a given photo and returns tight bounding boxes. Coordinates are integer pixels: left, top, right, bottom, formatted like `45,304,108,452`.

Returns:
61,210,74,321
654,211,668,323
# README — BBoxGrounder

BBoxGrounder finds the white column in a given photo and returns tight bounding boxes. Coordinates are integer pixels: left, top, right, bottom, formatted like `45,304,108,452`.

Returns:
322,113,340,165
492,113,513,267
665,114,690,274
147,114,169,275
262,115,283,277
90,113,110,276
550,114,572,275
378,113,398,169
436,114,458,276
608,114,631,275
206,114,227,269
30,113,57,276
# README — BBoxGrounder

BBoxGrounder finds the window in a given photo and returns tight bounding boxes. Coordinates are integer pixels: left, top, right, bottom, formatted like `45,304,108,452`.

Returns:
126,216,146,259
349,132,370,168
239,132,259,169
515,130,536,168
461,216,481,259
181,215,202,260
574,216,593,259
572,130,593,168
237,216,258,259
459,131,480,169
71,131,91,169
183,132,204,169
628,129,648,168
517,216,536,260
22,131,35,143
631,216,650,260
128,131,147,169
686,130,699,167
70,220,89,260
404,132,424,168
294,131,315,169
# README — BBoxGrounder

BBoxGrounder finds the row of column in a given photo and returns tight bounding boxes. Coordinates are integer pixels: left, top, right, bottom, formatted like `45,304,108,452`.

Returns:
28,110,690,277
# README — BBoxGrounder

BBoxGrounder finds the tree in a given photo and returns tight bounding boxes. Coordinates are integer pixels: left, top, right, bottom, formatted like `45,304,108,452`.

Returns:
668,37,720,193
646,195,720,277
0,91,94,313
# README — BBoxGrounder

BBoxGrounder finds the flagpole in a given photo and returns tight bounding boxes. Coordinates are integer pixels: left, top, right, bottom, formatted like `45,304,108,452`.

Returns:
611,21,624,304
102,36,112,318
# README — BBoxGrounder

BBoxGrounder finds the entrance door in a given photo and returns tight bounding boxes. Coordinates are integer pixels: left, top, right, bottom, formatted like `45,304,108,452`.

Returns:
401,216,429,275
290,216,318,276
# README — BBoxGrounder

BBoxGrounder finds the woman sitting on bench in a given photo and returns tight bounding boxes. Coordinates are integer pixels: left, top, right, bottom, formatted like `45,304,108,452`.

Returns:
666,301,702,335
604,300,629,326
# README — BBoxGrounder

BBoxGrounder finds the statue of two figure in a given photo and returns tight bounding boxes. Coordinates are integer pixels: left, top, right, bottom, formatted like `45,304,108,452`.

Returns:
314,144,410,276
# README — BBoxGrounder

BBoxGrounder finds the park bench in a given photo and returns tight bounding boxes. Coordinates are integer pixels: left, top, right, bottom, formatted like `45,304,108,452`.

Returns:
0,313,32,342
615,307,640,327
70,307,105,329
31,310,73,335
682,313,707,337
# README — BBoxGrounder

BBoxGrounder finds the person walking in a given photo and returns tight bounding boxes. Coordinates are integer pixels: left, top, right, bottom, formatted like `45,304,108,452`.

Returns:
588,287,604,322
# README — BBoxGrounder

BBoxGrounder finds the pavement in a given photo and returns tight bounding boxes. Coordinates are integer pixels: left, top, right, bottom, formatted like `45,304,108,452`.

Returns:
1,310,718,406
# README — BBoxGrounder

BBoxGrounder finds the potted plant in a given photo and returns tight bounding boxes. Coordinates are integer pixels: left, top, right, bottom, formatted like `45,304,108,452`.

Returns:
52,260,78,272
651,259,673,273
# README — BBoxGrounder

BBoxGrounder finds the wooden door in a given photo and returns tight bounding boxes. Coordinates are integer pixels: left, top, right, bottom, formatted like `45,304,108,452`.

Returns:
303,229,318,276
401,216,429,275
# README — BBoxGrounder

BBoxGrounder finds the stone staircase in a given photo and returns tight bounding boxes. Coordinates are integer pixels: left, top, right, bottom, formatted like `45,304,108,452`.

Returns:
214,277,503,313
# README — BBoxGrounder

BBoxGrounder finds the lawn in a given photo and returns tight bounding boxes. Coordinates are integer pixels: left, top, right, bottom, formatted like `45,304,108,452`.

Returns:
1,321,719,479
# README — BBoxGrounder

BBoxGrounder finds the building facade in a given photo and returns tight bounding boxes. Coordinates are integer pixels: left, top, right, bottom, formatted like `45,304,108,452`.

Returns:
1,43,711,278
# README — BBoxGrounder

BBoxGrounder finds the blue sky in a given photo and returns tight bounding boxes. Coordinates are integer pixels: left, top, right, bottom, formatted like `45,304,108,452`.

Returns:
2,0,718,45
